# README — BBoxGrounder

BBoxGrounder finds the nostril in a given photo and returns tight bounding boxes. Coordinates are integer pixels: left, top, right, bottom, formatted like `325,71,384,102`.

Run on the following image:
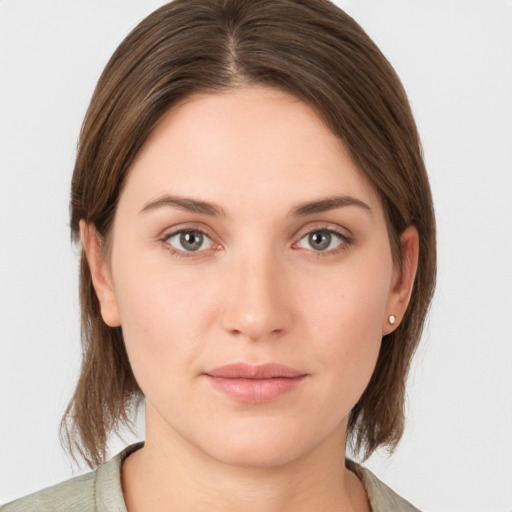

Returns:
219,264,293,340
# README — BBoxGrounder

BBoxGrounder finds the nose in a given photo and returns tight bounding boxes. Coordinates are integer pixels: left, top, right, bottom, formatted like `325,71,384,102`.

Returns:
220,251,293,342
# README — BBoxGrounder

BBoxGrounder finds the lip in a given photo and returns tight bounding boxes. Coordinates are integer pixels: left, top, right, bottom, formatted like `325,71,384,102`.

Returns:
203,363,307,404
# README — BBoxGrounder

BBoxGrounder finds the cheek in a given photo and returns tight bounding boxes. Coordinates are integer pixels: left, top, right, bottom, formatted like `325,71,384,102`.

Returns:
302,256,392,341
297,253,393,389
110,258,218,387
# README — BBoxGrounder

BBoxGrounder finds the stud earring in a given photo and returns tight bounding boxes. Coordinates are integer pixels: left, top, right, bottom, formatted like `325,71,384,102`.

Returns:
388,314,396,325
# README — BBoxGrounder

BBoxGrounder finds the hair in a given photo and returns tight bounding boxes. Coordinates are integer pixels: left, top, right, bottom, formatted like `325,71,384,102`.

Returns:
63,0,436,468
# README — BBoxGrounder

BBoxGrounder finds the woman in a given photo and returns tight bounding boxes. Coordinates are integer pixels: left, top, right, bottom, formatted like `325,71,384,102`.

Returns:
2,0,435,510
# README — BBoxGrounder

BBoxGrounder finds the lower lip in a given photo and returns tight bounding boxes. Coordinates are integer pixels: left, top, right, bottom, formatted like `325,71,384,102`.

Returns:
205,376,306,404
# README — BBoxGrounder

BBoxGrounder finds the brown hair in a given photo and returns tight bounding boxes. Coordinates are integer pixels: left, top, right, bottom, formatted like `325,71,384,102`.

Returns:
64,0,436,468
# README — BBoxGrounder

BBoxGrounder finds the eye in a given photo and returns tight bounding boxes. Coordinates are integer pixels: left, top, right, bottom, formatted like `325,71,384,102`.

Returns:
296,229,346,252
166,230,214,252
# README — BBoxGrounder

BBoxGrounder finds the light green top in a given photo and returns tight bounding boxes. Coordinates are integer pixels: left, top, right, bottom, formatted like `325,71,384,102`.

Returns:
1,444,420,511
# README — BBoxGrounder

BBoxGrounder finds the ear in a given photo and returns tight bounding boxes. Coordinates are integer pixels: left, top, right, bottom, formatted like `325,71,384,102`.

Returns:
79,220,121,327
383,226,419,335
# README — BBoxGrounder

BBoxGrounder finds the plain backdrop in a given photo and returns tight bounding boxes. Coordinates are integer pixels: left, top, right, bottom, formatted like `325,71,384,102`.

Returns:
1,1,511,510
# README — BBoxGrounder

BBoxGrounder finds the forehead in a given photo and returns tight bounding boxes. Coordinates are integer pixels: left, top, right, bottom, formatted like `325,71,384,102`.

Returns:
122,86,382,215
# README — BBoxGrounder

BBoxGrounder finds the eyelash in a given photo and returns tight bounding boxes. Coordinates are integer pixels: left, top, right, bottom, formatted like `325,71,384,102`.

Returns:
294,226,352,257
161,229,217,259
160,225,352,259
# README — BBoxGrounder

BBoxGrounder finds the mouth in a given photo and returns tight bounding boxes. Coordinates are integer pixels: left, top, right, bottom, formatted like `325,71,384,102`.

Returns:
203,363,308,404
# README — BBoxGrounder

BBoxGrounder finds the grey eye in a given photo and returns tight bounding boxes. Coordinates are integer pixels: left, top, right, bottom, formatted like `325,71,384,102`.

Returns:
167,230,213,252
297,230,344,252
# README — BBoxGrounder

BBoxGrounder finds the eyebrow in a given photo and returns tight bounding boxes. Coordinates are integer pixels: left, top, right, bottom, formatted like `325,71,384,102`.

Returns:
140,195,225,217
290,195,372,216
139,194,371,217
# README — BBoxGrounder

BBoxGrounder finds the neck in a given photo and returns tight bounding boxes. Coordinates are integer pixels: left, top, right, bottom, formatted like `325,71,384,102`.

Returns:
121,410,370,512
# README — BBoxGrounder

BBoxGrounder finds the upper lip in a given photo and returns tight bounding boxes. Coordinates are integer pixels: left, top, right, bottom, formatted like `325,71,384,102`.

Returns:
204,363,306,379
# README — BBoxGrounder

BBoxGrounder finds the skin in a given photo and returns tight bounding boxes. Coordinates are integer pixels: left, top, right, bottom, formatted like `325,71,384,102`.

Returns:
82,86,418,512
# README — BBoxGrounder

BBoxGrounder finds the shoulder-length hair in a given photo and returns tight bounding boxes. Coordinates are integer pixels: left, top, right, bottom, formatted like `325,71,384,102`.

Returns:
64,0,436,468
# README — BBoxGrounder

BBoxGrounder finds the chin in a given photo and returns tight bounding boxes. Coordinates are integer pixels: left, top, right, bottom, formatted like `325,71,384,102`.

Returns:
210,440,304,469
192,417,331,469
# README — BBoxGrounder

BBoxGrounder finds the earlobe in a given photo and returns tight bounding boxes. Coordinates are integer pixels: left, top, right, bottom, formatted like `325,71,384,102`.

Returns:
79,220,121,327
383,226,419,335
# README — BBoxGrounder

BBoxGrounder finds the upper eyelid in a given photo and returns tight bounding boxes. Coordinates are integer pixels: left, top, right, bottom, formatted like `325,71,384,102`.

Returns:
293,222,352,242
294,227,349,249
163,229,217,256
161,223,216,240
164,228,216,245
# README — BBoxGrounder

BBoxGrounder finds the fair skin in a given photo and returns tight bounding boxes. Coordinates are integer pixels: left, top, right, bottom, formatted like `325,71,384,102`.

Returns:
82,86,418,512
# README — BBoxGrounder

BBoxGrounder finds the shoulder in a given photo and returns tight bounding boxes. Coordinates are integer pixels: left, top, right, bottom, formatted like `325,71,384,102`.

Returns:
1,443,142,512
347,460,422,512
0,471,97,512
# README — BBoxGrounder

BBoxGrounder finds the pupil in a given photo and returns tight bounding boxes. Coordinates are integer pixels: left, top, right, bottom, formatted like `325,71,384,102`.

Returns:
309,231,331,251
180,231,203,251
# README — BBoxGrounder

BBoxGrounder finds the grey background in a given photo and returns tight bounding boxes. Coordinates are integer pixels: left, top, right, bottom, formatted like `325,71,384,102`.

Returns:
1,1,511,510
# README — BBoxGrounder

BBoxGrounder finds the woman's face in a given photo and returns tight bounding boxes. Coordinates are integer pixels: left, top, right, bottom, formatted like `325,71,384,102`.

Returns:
86,86,416,467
